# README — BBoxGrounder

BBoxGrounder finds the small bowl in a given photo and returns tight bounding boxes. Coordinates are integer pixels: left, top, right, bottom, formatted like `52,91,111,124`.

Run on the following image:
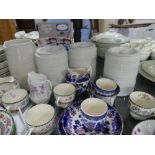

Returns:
95,78,117,96
2,89,29,112
25,104,55,134
129,91,155,120
132,120,155,135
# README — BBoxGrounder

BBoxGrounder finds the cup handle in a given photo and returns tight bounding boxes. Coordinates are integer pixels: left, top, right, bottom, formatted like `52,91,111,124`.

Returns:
88,66,92,76
46,80,52,91
56,97,61,106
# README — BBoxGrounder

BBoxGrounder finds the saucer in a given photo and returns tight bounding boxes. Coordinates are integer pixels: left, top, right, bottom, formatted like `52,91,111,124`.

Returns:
57,100,123,135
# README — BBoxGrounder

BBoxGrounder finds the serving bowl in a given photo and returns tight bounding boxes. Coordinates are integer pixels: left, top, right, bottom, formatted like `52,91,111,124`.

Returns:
129,91,155,120
2,89,29,112
25,104,55,134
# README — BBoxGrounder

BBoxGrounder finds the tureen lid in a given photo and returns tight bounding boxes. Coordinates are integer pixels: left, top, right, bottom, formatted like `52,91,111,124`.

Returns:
25,104,55,126
91,31,129,44
2,89,27,104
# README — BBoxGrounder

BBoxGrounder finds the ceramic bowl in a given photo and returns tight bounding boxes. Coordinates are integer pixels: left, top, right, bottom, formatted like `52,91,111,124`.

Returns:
2,89,29,112
129,91,155,120
0,76,20,98
25,104,55,134
80,98,108,131
95,78,117,96
53,83,76,108
132,120,155,135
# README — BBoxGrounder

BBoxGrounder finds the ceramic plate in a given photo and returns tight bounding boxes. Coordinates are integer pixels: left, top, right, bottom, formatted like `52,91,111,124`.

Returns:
0,110,16,135
57,101,123,135
139,63,155,82
142,60,155,77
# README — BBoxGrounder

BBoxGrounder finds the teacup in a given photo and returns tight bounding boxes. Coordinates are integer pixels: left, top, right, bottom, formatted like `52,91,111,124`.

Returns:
129,91,155,120
53,83,76,108
80,98,108,131
95,78,117,96
28,72,52,104
65,67,91,94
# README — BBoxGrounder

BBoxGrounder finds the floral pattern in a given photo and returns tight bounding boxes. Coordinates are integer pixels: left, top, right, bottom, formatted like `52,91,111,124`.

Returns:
57,101,123,135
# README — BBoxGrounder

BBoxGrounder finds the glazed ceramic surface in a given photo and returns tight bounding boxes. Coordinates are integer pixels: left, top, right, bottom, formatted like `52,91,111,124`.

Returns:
0,77,20,98
4,39,37,89
91,31,129,58
132,120,155,135
57,100,123,135
95,78,117,96
2,89,29,112
104,47,140,96
142,60,155,77
80,98,108,130
35,45,68,86
69,42,97,80
0,109,16,135
65,68,90,94
139,63,155,82
129,91,155,120
28,72,52,104
25,104,55,134
54,83,76,108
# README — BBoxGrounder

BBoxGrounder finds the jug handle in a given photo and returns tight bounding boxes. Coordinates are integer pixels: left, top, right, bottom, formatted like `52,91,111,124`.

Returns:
46,80,52,91
56,97,61,106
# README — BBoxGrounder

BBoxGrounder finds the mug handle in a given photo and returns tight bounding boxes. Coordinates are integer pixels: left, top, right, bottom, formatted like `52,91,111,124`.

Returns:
46,80,53,91
56,97,61,106
88,66,92,76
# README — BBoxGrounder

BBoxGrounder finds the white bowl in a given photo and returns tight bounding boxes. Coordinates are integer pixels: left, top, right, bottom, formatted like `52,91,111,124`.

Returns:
132,120,155,135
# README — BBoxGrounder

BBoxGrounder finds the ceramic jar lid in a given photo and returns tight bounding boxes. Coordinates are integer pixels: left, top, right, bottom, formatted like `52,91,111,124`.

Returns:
25,104,55,126
91,31,129,44
2,89,27,104
107,47,139,57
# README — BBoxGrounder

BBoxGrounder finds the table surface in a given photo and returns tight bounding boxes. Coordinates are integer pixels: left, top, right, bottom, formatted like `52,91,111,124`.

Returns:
52,57,155,135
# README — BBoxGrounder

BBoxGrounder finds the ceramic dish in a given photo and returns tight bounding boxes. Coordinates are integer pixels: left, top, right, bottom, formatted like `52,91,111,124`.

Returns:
2,89,29,112
139,63,155,82
142,60,155,77
57,100,123,135
132,120,155,135
25,104,55,134
0,109,16,135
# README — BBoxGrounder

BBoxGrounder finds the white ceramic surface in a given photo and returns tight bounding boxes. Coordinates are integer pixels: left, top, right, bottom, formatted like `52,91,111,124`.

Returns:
4,39,37,89
132,120,155,135
25,104,55,134
35,45,68,86
142,60,155,77
104,47,140,96
69,42,97,80
28,72,52,104
53,83,76,108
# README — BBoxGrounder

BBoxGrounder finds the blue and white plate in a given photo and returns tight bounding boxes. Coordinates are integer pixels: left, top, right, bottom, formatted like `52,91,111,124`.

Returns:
57,101,123,135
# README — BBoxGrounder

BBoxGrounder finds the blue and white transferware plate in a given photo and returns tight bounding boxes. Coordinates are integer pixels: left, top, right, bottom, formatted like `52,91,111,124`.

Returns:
57,101,123,135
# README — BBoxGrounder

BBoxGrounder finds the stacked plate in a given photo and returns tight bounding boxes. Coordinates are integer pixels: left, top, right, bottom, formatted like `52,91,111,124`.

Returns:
0,46,10,78
139,60,155,82
35,45,68,86
104,47,140,96
68,42,97,80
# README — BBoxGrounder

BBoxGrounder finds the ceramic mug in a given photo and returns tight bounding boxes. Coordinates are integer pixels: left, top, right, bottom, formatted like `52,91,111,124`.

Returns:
53,83,76,108
80,98,108,131
28,79,52,104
